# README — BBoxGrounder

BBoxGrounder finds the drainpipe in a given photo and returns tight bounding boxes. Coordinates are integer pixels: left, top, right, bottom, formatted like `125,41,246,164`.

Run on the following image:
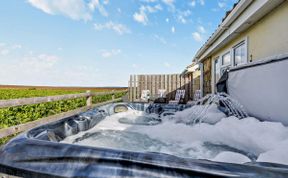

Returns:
199,63,204,98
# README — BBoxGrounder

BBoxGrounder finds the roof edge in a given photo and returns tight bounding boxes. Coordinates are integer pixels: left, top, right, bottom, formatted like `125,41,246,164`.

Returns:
192,0,253,62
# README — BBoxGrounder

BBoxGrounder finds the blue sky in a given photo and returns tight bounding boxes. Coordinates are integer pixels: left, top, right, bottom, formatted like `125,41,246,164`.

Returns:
0,0,236,87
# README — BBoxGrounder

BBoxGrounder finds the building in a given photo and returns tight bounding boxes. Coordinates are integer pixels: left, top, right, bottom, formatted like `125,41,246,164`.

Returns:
192,0,288,96
181,62,201,100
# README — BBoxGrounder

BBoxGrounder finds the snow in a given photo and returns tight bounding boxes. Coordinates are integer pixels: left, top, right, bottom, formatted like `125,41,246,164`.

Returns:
62,108,288,166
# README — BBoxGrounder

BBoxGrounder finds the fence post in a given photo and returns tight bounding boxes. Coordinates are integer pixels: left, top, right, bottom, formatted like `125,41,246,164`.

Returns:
86,90,92,107
112,90,115,100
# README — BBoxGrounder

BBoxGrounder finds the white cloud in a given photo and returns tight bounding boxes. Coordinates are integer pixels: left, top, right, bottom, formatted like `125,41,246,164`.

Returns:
162,0,175,12
0,42,22,56
162,0,175,8
189,0,204,7
0,53,60,86
177,15,186,24
94,21,131,35
0,45,127,86
0,47,115,86
142,4,162,13
190,0,196,7
133,4,162,25
0,53,60,76
88,0,108,17
218,2,226,9
192,25,206,42
177,10,191,24
27,0,109,21
165,18,169,23
100,49,121,58
197,25,206,33
199,0,205,6
25,54,59,69
171,26,175,33
133,11,148,25
0,59,105,86
192,32,203,42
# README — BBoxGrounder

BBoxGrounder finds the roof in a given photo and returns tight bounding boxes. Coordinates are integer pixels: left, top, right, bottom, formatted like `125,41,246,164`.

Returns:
221,0,241,23
193,0,241,62
192,0,285,63
180,62,199,76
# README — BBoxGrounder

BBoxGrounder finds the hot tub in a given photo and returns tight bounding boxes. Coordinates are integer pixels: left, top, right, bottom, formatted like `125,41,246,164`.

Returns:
1,102,288,177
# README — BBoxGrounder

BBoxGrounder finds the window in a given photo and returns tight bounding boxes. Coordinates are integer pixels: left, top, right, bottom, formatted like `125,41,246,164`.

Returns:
222,52,231,66
233,42,246,66
220,51,231,75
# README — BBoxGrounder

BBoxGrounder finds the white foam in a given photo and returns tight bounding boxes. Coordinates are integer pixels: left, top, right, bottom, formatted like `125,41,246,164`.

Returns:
62,109,288,165
173,103,226,124
257,139,288,165
212,151,251,164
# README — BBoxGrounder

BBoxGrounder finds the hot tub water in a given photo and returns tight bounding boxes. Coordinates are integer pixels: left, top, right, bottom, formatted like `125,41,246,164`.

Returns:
62,107,288,165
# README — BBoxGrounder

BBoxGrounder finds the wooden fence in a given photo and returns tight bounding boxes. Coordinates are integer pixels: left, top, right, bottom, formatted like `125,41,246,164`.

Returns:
128,74,193,102
0,90,127,139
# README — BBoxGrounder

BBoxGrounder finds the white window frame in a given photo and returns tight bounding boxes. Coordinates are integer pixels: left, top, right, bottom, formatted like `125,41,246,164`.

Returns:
232,38,248,67
220,50,231,75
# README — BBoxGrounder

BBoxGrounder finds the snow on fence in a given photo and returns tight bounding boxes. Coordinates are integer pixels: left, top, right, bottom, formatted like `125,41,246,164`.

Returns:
128,74,194,102
0,90,127,139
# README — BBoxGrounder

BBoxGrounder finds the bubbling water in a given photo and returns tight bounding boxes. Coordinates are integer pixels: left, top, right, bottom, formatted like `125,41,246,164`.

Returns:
168,93,248,125
196,93,248,119
61,95,288,165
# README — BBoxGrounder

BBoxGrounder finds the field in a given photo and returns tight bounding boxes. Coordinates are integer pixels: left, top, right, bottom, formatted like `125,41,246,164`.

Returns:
0,87,127,145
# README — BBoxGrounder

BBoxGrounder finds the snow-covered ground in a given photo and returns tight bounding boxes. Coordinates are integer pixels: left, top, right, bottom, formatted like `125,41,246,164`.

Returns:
62,109,288,165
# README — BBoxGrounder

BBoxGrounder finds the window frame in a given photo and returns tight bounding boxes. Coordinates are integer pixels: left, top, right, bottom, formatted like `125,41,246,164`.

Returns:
220,51,231,75
221,51,232,67
232,40,248,67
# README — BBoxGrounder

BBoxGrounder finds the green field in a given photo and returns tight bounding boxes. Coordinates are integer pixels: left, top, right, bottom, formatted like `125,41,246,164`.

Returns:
0,88,82,100
0,88,127,145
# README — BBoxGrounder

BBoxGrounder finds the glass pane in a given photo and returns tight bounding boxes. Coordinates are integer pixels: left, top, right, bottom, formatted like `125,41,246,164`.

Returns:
234,43,246,66
222,52,231,66
214,58,220,83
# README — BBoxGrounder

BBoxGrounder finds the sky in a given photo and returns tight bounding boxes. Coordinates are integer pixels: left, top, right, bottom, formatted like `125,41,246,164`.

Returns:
0,0,237,87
